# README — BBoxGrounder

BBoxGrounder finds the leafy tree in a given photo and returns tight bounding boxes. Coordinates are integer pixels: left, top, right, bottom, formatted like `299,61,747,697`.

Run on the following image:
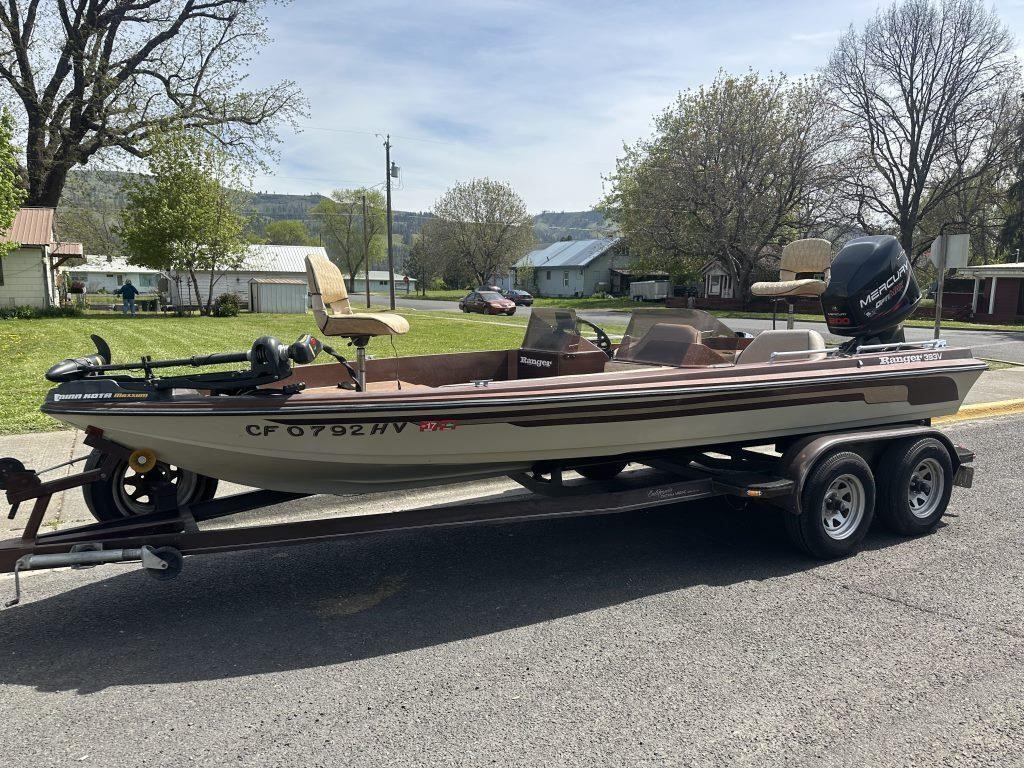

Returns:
1000,105,1024,262
310,189,385,291
118,131,249,314
0,0,306,207
264,219,315,246
0,108,25,256
823,0,1019,260
428,178,534,287
604,71,838,300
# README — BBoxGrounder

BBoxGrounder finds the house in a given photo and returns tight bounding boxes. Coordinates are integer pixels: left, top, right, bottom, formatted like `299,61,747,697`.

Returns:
64,255,162,295
949,262,1024,322
0,207,83,308
511,238,623,297
347,270,417,296
167,244,328,307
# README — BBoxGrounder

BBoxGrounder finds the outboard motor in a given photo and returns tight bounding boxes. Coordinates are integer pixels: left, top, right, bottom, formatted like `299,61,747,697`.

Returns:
820,235,921,350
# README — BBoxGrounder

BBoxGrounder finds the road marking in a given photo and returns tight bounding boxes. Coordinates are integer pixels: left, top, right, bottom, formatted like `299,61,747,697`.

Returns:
935,398,1024,425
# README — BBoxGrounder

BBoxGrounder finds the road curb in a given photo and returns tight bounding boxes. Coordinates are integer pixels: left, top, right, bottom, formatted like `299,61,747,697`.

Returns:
935,398,1024,425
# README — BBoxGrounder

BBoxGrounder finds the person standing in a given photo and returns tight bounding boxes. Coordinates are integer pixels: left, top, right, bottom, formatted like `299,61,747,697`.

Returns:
115,279,140,317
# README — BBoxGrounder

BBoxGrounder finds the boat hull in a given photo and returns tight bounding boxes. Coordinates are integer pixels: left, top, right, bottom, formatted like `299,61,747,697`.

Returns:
47,360,985,494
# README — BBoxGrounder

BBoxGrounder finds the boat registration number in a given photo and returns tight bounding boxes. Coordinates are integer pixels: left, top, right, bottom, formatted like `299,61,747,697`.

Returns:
245,423,410,437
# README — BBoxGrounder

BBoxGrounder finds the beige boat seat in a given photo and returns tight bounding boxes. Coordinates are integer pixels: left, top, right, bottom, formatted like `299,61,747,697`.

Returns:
304,253,409,337
750,238,832,299
736,329,827,364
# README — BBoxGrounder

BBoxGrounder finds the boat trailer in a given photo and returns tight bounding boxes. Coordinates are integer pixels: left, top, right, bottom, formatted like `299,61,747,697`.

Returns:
0,425,973,607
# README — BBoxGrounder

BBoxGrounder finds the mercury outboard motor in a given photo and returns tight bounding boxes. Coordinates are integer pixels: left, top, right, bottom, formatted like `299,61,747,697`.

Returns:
820,235,921,351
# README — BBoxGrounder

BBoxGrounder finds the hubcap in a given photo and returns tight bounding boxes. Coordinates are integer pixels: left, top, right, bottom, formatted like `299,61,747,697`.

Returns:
821,473,866,540
114,461,200,517
908,458,944,519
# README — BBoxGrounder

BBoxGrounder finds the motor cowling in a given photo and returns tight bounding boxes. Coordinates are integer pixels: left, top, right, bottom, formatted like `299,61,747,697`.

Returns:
820,235,921,340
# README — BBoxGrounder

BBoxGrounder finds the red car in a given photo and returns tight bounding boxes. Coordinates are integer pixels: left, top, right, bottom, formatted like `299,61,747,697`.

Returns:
459,290,517,316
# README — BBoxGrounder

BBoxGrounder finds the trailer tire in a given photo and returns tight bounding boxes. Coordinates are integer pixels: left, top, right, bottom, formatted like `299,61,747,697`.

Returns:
876,438,953,536
82,449,218,521
576,461,627,481
785,451,875,559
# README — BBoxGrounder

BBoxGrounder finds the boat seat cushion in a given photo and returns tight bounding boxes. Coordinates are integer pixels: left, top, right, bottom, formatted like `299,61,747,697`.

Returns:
750,278,827,298
319,312,410,337
736,329,826,364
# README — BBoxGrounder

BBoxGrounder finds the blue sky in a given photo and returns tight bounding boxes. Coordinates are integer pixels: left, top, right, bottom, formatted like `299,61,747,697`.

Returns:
249,0,1024,213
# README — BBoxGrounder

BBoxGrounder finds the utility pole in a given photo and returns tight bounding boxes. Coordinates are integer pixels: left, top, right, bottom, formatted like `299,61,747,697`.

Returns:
384,134,397,310
361,193,371,309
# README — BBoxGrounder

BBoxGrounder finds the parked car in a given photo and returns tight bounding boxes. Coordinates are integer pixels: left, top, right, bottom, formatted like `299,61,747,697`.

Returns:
459,290,517,315
500,288,534,306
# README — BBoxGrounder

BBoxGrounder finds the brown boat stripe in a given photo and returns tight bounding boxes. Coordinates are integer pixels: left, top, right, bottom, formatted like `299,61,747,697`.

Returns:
263,377,958,426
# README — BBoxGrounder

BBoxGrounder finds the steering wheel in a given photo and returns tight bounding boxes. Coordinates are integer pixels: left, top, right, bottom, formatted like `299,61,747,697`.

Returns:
576,318,613,357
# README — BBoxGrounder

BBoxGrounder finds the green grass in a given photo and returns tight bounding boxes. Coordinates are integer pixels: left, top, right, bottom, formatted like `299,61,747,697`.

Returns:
0,311,527,435
981,358,1021,371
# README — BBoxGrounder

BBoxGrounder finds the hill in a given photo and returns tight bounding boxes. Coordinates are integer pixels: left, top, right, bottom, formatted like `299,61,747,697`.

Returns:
56,170,614,262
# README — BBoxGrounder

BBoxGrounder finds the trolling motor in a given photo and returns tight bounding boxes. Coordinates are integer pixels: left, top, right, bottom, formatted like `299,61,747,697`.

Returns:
820,235,922,353
45,334,323,394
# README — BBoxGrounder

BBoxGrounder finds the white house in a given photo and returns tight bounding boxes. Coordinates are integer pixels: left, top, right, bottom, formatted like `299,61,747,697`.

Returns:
348,270,417,295
167,244,328,307
0,207,83,308
64,255,162,294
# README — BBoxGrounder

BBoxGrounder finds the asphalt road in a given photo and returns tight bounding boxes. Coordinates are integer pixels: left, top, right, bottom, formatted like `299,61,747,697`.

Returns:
372,294,1024,362
1,414,1022,767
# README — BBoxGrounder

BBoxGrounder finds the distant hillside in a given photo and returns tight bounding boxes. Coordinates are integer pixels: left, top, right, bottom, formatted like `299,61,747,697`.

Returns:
56,169,614,263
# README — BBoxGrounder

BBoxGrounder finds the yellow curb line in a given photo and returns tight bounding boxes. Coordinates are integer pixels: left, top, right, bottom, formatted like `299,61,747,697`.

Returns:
935,398,1024,425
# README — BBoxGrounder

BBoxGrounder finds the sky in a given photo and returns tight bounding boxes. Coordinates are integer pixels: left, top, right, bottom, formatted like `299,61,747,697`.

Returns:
247,0,1024,214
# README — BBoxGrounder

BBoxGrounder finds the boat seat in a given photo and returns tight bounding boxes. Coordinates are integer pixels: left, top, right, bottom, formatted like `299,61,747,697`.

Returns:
750,238,832,299
304,253,409,337
736,329,826,364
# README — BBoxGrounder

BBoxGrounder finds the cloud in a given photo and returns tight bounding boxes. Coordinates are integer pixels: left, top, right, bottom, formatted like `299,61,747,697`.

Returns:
247,0,1024,212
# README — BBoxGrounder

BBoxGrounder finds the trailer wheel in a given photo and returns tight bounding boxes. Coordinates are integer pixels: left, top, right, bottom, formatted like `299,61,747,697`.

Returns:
576,461,627,481
82,449,218,521
876,438,953,536
785,451,875,559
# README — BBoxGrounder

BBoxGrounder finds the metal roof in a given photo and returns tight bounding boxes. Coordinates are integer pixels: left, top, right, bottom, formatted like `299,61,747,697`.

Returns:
66,255,162,274
52,242,83,256
515,238,620,269
4,207,55,246
239,244,329,273
954,262,1024,279
249,277,306,285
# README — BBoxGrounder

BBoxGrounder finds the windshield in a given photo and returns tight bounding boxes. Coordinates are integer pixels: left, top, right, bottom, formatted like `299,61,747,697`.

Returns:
521,307,580,353
616,309,735,366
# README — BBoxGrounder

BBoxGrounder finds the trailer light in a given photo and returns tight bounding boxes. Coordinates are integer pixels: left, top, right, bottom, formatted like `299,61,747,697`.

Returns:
746,489,763,497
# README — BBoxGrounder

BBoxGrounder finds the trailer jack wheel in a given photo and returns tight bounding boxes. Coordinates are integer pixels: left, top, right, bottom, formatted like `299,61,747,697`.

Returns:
145,546,184,580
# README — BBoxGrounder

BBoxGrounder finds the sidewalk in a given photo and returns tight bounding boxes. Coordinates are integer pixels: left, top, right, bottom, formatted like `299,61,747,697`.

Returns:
1,367,1021,536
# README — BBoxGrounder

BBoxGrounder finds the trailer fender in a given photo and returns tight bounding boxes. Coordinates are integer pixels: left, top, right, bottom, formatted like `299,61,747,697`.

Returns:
778,424,965,516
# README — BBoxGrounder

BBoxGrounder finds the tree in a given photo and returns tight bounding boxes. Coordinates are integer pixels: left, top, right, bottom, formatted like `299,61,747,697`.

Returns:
118,131,248,314
0,108,25,256
404,226,447,296
55,170,127,257
310,189,385,292
823,0,1019,261
0,0,305,207
264,219,314,246
429,178,534,287
1000,103,1024,261
604,71,839,300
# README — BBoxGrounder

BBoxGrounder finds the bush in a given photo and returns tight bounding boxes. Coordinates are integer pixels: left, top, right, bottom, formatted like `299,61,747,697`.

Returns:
0,304,83,320
212,293,241,317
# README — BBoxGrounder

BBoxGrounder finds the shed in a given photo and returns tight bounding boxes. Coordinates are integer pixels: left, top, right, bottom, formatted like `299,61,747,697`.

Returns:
249,278,308,314
0,207,83,308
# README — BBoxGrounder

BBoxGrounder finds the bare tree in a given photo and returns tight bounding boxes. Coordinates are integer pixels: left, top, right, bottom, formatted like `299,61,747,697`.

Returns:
604,71,840,299
823,0,1019,261
0,0,305,207
429,178,534,287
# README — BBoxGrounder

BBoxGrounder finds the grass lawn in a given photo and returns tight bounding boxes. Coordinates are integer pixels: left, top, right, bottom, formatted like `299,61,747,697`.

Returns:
0,311,527,435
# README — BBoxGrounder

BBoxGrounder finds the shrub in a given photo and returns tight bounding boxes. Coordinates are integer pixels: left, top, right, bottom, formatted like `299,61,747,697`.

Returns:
0,304,83,320
212,293,241,317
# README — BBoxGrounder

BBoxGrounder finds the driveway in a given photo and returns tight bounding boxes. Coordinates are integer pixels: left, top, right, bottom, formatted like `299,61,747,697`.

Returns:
0,415,1022,767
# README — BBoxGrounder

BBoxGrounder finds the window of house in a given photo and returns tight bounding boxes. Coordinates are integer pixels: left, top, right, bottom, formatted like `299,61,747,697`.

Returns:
546,270,551,280
115,274,124,286
378,280,388,286
563,271,569,287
